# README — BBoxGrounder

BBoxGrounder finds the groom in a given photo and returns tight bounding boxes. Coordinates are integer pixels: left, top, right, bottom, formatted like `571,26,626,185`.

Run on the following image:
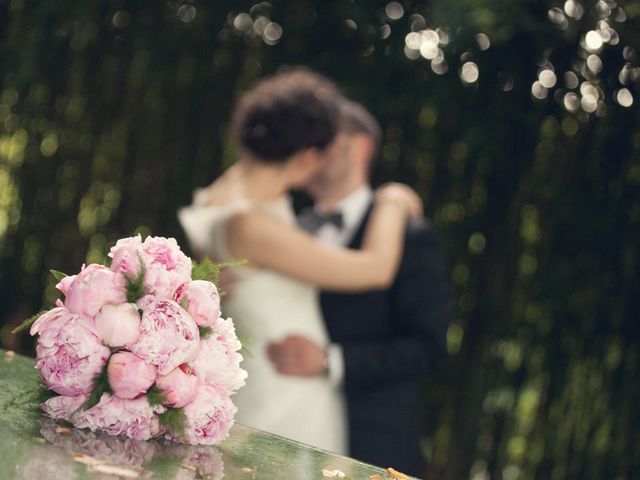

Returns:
267,100,452,477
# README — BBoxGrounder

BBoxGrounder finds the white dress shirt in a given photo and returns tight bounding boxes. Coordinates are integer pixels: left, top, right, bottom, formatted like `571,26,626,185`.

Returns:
315,185,374,247
313,185,374,385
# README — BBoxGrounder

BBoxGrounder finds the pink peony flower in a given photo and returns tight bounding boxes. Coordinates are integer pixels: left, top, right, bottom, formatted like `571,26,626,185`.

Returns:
30,306,65,336
190,318,247,395
129,298,200,375
139,236,192,298
95,303,141,347
73,393,165,441
32,308,111,396
155,364,199,408
64,264,126,317
107,351,157,399
41,395,87,422
109,235,144,278
178,385,237,445
175,280,222,328
55,274,77,296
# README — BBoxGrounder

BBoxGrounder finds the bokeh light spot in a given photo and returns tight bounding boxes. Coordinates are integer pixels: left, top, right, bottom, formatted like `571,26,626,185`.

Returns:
263,22,283,45
431,58,448,75
177,5,196,23
563,92,580,112
581,94,598,113
564,71,579,89
531,81,548,100
40,134,58,157
616,88,633,107
447,323,465,354
562,117,579,135
476,33,491,51
585,30,603,51
468,232,486,254
564,0,584,20
233,13,253,32
420,42,439,60
112,11,130,28
344,19,357,31
405,32,421,50
586,55,603,73
548,8,568,29
460,62,479,84
538,69,557,88
385,2,404,21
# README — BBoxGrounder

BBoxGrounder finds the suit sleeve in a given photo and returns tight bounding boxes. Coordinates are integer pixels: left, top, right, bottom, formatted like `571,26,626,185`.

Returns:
340,223,452,391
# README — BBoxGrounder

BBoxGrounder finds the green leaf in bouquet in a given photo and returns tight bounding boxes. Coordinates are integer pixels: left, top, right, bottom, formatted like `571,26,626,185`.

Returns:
158,407,186,440
238,335,253,358
50,270,68,282
179,297,190,311
191,257,217,283
124,256,148,303
146,385,168,407
198,325,213,340
11,309,49,335
191,257,247,287
31,382,57,405
81,361,111,411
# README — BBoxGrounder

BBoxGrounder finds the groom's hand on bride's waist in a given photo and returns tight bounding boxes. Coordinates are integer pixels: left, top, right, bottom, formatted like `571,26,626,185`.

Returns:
266,335,327,377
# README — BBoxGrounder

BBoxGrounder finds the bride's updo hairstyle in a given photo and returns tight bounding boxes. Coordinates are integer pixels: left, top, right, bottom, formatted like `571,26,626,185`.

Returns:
230,67,341,163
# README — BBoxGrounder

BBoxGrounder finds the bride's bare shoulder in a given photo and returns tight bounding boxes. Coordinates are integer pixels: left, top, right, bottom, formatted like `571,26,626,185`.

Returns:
196,177,241,207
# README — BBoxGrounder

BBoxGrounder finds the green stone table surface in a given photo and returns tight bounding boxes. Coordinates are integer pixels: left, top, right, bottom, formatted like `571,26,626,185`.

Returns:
0,350,414,480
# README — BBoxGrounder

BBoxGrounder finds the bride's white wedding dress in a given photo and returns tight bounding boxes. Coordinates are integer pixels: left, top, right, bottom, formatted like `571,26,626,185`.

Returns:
179,191,346,454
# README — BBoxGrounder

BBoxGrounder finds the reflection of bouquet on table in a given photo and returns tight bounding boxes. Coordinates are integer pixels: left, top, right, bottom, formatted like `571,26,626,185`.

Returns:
16,235,247,445
14,417,225,479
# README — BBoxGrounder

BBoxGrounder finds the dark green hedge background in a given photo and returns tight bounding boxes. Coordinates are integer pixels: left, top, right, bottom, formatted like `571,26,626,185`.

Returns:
1,1,639,478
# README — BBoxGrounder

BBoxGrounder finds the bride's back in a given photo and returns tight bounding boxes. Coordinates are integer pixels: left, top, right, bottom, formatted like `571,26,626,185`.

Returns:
181,187,329,343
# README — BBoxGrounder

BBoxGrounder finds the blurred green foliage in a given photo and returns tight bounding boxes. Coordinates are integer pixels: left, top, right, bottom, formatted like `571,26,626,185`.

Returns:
1,0,639,478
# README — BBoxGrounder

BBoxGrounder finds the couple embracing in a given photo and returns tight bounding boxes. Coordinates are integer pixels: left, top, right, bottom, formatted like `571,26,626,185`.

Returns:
179,68,451,477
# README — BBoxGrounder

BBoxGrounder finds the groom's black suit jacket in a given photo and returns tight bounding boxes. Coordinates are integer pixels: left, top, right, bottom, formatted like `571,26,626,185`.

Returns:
319,207,452,477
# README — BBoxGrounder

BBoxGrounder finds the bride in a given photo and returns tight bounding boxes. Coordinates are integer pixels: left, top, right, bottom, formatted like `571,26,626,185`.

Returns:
179,69,422,454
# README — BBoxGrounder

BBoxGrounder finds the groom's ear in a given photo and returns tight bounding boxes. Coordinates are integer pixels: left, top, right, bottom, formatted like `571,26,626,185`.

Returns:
351,134,376,167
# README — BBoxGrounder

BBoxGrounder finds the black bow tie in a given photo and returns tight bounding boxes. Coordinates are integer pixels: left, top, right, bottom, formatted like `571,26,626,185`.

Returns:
298,208,344,233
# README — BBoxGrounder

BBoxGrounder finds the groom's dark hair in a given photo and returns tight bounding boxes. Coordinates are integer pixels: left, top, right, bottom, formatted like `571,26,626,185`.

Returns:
338,100,382,160
231,67,342,162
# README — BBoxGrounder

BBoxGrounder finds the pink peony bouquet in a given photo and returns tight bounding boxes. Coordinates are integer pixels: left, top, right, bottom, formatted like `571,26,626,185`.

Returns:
23,235,247,445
